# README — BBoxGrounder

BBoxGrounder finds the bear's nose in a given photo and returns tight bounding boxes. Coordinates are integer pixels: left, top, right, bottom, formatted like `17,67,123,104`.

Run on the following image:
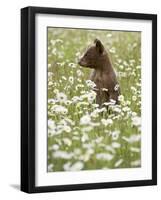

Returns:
78,59,81,65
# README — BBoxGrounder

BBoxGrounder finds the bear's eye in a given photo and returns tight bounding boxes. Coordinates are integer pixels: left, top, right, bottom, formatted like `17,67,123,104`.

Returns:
84,53,88,57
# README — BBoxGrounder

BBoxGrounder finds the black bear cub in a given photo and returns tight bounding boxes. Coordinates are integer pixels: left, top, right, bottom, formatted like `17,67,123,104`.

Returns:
78,39,120,106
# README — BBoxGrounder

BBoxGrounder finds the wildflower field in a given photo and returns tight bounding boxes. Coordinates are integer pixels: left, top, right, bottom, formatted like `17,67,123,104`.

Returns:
47,28,141,172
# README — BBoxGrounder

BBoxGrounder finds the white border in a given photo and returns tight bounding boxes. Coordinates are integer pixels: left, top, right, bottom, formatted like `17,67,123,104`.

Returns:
35,14,152,186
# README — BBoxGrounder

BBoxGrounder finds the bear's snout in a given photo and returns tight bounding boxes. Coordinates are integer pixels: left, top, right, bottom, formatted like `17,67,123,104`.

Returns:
78,58,86,67
78,59,82,65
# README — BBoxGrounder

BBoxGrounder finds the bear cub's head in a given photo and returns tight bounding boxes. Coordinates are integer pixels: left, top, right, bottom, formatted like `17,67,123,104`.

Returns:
78,39,107,69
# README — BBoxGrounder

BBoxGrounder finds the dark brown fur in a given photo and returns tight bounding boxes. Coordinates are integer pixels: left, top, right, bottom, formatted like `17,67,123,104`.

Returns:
78,39,120,105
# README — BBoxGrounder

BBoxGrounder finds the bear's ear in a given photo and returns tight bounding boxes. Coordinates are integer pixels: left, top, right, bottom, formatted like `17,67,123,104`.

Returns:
94,39,104,54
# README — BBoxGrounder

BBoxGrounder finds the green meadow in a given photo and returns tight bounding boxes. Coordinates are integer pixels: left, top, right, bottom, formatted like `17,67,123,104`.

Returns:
47,28,141,172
